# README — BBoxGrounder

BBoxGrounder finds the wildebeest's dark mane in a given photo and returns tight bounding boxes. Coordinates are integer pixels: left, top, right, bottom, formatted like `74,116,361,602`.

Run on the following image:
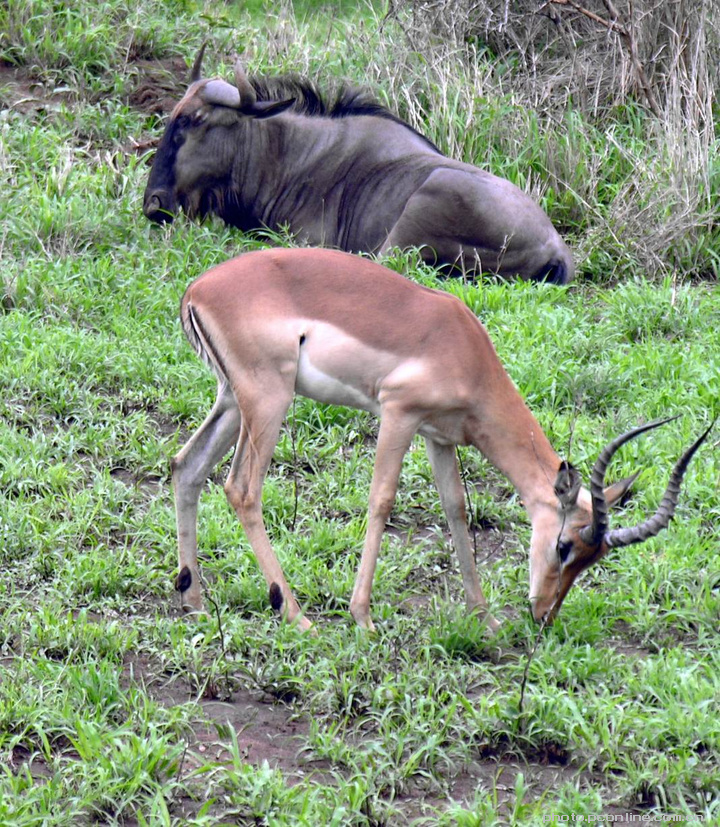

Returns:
249,74,439,151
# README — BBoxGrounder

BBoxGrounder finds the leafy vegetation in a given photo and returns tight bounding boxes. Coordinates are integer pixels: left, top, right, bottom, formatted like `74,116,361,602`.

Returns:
0,0,718,823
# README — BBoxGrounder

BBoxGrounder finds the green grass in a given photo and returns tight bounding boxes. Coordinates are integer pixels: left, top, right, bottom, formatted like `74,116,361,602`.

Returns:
1,0,719,823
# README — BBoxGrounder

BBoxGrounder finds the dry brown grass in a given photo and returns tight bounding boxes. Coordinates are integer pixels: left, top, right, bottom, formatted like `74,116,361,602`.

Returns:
387,0,719,124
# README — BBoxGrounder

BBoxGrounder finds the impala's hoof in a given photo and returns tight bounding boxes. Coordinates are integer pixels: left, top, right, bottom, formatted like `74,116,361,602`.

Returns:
350,606,377,633
174,566,193,592
269,583,314,632
175,566,204,614
468,603,501,634
295,615,316,634
181,605,206,618
269,582,283,612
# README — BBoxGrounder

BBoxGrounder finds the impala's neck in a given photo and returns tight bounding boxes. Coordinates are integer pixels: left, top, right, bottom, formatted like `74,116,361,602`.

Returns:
468,398,562,517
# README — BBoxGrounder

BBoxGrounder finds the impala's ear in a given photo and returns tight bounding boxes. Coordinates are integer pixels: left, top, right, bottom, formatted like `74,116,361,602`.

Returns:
604,471,641,507
554,460,582,509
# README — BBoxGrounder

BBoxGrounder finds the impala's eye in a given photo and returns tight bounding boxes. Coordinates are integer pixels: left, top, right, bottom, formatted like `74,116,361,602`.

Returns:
557,540,573,563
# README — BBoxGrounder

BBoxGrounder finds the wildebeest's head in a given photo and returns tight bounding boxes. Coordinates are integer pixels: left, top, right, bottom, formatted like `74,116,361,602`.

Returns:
143,45,294,224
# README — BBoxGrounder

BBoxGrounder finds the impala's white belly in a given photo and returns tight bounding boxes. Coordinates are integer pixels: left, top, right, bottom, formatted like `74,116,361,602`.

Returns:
293,322,395,415
295,349,380,413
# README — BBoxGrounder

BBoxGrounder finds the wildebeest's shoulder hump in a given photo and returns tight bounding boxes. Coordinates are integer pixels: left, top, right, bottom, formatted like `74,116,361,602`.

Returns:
330,87,438,148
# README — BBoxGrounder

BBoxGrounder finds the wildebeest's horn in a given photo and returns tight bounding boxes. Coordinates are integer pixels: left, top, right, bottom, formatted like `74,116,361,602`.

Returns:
200,79,242,108
579,416,681,546
189,42,208,84
234,60,257,108
603,419,715,549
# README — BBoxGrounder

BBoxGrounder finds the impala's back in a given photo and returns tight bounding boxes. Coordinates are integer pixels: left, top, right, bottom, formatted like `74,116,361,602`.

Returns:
181,248,507,425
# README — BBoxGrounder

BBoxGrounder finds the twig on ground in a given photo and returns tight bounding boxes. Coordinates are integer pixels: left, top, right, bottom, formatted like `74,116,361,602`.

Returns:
456,446,479,561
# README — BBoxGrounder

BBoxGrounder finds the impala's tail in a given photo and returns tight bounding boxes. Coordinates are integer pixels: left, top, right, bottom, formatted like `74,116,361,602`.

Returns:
180,295,227,383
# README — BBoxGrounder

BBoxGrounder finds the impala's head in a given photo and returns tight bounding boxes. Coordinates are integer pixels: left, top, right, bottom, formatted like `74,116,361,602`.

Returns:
528,418,713,624
143,45,294,224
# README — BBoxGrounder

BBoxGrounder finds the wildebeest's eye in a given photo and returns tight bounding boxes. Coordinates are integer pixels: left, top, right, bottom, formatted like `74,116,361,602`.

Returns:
172,116,193,139
557,540,573,563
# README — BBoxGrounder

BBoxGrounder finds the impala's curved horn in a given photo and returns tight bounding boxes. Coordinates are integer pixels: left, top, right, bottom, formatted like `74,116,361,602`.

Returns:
189,42,208,84
199,79,242,108
234,59,257,109
579,416,680,546
604,419,715,548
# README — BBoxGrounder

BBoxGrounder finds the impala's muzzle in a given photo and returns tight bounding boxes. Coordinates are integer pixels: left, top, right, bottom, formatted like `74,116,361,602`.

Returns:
143,189,176,223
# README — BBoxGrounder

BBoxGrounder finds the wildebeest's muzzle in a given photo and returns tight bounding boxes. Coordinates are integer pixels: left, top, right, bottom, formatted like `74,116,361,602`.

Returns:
143,189,176,224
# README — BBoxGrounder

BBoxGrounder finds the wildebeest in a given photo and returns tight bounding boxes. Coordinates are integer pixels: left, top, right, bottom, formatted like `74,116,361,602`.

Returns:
143,47,575,282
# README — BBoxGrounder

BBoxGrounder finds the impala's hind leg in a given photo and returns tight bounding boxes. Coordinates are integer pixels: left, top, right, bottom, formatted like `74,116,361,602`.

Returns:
223,379,312,630
172,381,241,612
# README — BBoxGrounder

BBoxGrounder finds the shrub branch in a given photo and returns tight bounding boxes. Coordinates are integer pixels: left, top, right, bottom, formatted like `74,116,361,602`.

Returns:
545,0,662,116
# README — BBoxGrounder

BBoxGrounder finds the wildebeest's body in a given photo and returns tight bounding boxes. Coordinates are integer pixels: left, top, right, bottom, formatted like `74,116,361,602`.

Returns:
144,64,574,282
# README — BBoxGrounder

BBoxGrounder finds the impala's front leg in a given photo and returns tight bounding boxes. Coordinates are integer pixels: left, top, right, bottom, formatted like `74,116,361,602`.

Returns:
172,382,241,613
349,409,418,631
425,439,500,632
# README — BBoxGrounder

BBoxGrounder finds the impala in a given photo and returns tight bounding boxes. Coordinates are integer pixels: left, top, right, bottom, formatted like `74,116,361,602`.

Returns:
171,248,711,630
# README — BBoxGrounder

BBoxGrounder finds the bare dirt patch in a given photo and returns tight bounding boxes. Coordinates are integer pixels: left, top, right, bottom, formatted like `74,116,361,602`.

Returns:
127,57,188,115
109,466,165,495
451,757,575,807
119,652,335,823
8,745,54,781
0,64,74,114
122,652,317,775
594,621,647,658
0,55,192,117
116,640,611,824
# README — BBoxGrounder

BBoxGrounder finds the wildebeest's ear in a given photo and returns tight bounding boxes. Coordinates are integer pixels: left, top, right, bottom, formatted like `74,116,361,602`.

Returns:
554,460,581,509
242,98,296,119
